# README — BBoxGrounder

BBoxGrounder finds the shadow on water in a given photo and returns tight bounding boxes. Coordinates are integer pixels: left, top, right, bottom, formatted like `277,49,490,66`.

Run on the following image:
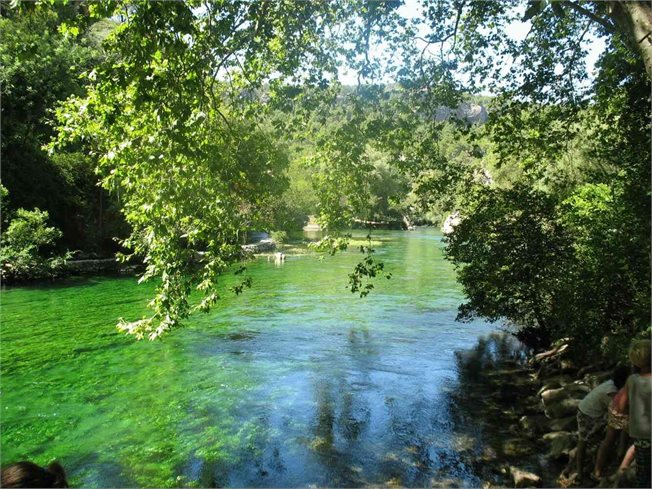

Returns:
447,332,555,486
0,274,123,292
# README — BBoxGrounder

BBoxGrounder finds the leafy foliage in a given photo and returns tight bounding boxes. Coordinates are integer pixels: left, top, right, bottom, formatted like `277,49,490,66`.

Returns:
48,0,361,338
408,0,652,359
0,207,71,282
348,237,392,298
4,0,649,354
445,184,569,349
0,6,126,254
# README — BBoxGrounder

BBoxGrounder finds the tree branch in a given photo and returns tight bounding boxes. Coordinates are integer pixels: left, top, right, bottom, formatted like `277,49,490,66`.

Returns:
562,1,617,34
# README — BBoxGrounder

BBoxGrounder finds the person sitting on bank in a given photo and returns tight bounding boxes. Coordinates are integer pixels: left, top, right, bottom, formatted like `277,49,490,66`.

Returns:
626,339,651,489
575,367,621,482
1,461,68,488
593,365,630,479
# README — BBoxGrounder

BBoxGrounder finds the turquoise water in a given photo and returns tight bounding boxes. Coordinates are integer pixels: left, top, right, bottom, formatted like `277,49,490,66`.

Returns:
1,229,495,487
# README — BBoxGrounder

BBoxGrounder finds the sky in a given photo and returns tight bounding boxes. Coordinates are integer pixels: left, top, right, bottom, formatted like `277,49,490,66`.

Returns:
337,0,607,93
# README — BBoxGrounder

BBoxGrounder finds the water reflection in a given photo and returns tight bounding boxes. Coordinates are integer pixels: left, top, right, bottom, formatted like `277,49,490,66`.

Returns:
197,315,489,487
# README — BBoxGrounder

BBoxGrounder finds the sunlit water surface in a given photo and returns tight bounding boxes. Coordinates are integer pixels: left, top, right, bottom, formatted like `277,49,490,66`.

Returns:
1,229,496,487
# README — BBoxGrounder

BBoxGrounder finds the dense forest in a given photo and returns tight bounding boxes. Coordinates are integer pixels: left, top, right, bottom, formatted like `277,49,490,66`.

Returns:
1,1,649,361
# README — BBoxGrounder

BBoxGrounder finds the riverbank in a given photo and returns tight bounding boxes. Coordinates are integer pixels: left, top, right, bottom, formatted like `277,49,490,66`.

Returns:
61,235,389,275
453,334,635,488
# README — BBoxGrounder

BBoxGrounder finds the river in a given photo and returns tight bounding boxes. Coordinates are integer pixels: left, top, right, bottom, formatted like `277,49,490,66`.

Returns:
1,229,497,487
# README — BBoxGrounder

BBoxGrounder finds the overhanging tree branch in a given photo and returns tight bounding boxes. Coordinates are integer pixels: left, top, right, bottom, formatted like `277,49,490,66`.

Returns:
562,1,617,33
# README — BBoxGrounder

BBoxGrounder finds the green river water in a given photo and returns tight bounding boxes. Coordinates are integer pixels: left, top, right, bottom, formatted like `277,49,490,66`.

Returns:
1,229,497,487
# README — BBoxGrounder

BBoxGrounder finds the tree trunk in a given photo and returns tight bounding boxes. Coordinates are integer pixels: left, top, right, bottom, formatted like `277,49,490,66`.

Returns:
611,1,652,79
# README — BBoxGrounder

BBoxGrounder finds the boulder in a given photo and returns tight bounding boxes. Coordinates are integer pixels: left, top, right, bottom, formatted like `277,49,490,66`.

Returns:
241,239,276,254
502,438,534,457
543,397,581,419
583,371,611,389
478,446,498,464
519,415,549,435
536,374,574,396
522,395,545,415
442,211,461,235
541,383,589,418
541,383,589,404
577,363,602,377
533,343,569,364
510,467,542,488
560,359,577,372
548,415,576,432
543,431,576,460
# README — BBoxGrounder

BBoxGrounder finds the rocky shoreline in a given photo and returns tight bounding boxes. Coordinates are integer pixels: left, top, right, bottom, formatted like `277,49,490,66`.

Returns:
452,333,634,488
59,240,280,277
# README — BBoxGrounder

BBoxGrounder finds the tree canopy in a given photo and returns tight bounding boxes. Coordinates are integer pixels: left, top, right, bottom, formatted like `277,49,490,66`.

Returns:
2,0,649,354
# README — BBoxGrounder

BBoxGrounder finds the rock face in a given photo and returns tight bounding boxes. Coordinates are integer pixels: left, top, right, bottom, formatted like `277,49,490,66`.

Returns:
66,258,121,274
435,103,489,124
242,239,276,254
510,466,542,488
247,231,270,242
442,211,461,235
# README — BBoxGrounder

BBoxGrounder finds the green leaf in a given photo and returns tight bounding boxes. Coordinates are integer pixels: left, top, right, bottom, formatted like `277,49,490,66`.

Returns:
522,1,547,22
551,2,565,18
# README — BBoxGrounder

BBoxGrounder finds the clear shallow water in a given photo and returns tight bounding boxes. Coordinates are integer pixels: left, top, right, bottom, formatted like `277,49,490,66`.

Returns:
1,229,495,487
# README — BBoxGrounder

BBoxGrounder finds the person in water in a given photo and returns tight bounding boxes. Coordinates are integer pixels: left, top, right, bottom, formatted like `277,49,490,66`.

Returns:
1,461,68,488
626,339,651,488
593,364,631,479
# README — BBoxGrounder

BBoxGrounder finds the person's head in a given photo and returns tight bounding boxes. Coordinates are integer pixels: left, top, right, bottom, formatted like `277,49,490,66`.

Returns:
1,461,68,488
628,339,651,372
612,364,630,389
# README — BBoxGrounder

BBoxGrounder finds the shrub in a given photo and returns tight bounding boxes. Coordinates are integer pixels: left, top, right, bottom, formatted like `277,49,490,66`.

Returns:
0,208,71,282
270,230,289,244
445,181,650,362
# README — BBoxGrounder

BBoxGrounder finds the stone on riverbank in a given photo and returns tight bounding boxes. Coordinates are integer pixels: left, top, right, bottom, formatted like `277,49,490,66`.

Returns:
582,371,611,389
540,383,588,418
542,431,575,460
540,383,589,403
519,415,549,435
241,239,276,254
543,397,581,419
66,258,122,274
502,438,535,457
510,466,542,488
536,374,574,395
548,415,576,432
